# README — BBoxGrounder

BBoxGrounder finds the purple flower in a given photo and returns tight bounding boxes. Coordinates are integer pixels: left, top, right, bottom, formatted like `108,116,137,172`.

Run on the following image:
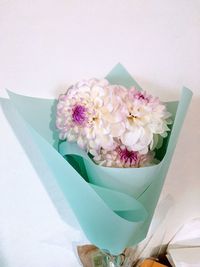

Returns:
93,145,156,168
72,105,87,126
117,147,139,166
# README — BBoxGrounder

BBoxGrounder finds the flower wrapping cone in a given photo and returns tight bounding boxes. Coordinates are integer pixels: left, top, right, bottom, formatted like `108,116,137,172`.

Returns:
0,64,192,255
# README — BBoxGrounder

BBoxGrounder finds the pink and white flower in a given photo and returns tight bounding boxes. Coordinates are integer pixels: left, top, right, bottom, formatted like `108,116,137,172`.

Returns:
121,87,172,154
56,79,125,155
93,145,156,168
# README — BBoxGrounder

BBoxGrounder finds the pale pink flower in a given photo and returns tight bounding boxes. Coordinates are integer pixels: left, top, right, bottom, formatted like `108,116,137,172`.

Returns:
93,145,156,168
56,79,125,155
121,87,172,154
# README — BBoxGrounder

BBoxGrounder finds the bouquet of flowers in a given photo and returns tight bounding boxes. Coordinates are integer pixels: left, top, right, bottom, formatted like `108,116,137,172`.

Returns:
56,77,172,168
0,64,192,266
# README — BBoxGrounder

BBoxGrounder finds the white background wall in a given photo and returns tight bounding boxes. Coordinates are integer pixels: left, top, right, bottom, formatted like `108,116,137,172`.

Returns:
0,1,200,266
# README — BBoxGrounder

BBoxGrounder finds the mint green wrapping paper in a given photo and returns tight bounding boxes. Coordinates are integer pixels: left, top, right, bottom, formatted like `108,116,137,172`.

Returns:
0,64,192,255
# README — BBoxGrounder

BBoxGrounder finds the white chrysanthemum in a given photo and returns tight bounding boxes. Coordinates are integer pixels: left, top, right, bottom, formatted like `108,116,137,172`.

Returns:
121,88,172,154
56,79,126,155
93,145,157,168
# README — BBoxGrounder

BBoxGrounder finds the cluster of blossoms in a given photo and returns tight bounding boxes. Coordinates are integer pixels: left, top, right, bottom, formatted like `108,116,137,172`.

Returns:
56,78,172,168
